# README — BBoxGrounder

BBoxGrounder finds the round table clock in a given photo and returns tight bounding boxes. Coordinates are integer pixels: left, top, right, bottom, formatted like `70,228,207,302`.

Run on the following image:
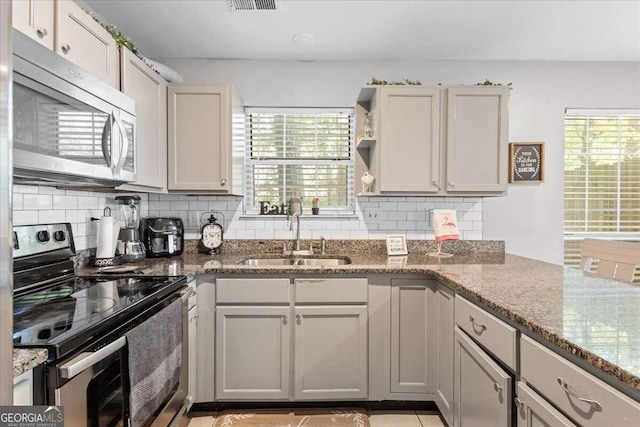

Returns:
198,214,224,254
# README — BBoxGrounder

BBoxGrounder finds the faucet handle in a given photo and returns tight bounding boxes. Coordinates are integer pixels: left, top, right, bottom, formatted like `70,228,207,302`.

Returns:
320,236,327,255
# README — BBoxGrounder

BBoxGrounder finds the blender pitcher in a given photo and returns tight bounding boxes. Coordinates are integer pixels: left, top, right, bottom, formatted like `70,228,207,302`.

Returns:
115,195,146,262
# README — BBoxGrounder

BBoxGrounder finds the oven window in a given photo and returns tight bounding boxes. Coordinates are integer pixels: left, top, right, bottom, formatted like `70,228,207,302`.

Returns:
87,357,125,427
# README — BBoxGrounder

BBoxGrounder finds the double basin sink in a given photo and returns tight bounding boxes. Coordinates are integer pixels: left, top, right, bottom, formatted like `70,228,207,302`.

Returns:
237,256,352,266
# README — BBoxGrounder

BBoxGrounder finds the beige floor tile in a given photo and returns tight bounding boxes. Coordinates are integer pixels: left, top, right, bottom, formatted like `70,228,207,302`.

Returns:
417,412,447,427
368,410,422,427
188,415,216,427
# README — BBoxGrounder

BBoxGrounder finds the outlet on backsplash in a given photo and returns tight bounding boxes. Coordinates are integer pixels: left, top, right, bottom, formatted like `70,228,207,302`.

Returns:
364,207,381,224
189,211,200,228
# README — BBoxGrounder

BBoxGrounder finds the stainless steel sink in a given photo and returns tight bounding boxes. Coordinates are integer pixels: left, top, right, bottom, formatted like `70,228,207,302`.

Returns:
237,256,351,266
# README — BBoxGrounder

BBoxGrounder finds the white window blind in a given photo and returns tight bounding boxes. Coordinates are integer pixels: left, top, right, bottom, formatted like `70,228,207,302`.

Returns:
245,108,355,213
564,109,640,270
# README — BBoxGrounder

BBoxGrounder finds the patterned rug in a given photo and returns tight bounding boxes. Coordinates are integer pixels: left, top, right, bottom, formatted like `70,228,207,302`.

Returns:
213,409,370,427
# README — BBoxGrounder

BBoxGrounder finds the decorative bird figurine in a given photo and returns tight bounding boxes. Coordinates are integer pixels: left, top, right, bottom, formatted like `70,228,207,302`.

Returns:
361,171,375,193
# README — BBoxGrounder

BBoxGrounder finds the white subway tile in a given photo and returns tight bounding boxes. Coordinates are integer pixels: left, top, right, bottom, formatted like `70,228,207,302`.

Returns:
457,221,473,231
170,201,185,210
388,196,407,202
189,201,209,210
435,202,454,209
406,197,427,202
13,184,39,194
65,190,90,197
235,229,256,239
416,202,435,212
160,194,180,201
301,220,322,230
149,201,171,211
330,230,349,239
379,202,398,211
472,202,484,212
23,194,52,210
14,210,39,225
76,223,87,237
255,229,275,239
224,229,237,239
397,221,416,230
274,229,291,239
341,220,361,230
407,211,426,221
39,210,65,223
53,195,78,210
147,210,160,217
388,212,407,221
398,202,417,211
463,211,482,222
473,221,483,231
455,202,472,212
74,236,89,251
245,220,266,230
379,220,398,230
463,231,483,240
368,232,388,240
179,195,196,201
463,197,482,203
38,186,65,195
65,210,86,223
77,197,99,209
358,202,379,209
299,230,312,240
415,221,430,231
349,230,369,239
444,197,464,203
147,193,159,201
407,231,427,240
362,223,379,231
13,193,23,210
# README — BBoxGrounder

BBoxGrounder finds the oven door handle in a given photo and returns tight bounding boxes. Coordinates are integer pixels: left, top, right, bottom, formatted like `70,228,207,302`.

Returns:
59,336,127,380
180,287,195,302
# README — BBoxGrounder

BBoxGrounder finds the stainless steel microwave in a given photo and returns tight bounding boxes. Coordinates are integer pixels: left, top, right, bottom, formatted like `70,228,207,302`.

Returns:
12,30,136,187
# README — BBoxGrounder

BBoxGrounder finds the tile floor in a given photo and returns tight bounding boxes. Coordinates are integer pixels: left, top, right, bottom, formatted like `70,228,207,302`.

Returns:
188,410,446,427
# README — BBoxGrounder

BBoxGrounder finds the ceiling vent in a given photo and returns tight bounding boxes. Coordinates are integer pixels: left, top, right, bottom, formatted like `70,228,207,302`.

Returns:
228,0,279,11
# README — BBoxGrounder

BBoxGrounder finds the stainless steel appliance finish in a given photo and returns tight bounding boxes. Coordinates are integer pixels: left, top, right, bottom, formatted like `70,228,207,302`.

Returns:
12,29,136,187
13,223,190,426
0,0,13,406
116,196,145,262
141,218,185,258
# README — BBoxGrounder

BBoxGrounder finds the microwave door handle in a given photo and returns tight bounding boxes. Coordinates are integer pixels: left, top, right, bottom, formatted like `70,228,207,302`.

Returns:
101,114,113,168
113,114,128,177
59,336,126,380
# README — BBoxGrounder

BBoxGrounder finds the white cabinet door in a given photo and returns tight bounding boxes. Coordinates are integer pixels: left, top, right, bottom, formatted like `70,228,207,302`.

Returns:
455,327,512,427
389,278,436,397
516,382,577,427
445,86,508,193
435,286,455,427
188,306,197,406
120,48,167,191
379,86,441,193
167,84,232,191
55,0,119,88
216,306,290,400
294,305,368,400
12,0,54,50
13,370,33,406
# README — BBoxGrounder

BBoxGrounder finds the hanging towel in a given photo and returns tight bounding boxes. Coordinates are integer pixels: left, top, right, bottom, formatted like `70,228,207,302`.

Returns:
432,209,460,243
126,298,182,427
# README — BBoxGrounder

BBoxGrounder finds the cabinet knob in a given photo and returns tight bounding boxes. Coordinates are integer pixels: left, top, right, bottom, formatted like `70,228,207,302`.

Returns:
220,179,227,186
514,397,524,409
296,314,302,325
61,44,71,54
432,180,440,190
36,27,48,38
493,382,503,393
448,181,455,187
281,314,288,325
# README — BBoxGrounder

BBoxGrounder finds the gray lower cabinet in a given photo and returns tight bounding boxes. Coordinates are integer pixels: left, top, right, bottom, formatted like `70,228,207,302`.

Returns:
454,327,512,427
195,280,215,403
435,286,455,427
294,305,368,400
515,382,577,427
215,306,290,400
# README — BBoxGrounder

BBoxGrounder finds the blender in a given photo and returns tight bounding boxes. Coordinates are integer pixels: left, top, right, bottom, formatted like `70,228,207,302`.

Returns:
115,195,146,262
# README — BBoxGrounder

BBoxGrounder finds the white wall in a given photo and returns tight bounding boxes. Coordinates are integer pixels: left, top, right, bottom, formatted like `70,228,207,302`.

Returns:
159,58,640,265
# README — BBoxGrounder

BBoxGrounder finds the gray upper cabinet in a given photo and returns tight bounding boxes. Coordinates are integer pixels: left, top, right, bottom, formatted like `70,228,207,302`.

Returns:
119,48,168,191
356,85,509,196
12,0,55,50
167,84,243,192
445,86,509,193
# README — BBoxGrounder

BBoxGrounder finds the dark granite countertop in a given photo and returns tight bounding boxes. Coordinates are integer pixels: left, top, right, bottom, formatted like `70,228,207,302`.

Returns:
76,248,640,398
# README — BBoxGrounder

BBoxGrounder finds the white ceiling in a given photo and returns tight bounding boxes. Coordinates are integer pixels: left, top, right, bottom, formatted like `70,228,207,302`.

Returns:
83,0,640,61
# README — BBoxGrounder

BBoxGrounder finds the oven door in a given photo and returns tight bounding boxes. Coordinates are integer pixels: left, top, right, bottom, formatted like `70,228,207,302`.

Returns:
54,337,127,427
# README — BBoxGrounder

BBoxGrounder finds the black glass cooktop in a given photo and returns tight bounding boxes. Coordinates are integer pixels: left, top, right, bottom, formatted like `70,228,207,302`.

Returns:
13,276,184,359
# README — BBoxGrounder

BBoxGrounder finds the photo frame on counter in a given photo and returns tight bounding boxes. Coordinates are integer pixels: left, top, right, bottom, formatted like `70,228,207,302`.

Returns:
509,142,545,183
386,234,408,256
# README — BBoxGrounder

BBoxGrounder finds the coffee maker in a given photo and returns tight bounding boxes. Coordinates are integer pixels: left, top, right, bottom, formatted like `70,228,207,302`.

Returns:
115,195,145,262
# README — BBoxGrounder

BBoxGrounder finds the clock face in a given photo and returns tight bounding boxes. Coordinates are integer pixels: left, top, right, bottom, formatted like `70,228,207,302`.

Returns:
202,224,223,248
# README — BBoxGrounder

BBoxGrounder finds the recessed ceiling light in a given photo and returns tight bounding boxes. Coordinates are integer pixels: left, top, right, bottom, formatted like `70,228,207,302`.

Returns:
292,33,315,47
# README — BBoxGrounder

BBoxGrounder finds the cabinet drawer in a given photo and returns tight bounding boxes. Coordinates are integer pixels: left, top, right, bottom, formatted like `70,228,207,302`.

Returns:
455,296,516,370
216,278,289,303
294,278,367,304
521,335,640,427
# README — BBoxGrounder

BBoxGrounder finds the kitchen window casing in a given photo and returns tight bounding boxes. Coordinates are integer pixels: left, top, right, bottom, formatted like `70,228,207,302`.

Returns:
563,109,640,273
244,108,355,215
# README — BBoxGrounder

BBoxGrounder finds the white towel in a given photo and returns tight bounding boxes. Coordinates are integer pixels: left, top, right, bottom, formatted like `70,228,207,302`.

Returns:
432,209,460,243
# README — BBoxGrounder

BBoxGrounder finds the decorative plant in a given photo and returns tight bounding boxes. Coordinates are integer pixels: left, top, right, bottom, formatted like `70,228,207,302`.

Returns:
312,198,320,209
476,79,513,88
368,77,422,86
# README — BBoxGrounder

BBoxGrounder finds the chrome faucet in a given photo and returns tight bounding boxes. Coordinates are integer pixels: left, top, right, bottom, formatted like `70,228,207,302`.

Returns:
286,197,311,255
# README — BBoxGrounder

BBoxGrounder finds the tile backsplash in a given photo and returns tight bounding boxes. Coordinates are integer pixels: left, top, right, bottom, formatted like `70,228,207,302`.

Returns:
13,185,148,251
13,186,482,249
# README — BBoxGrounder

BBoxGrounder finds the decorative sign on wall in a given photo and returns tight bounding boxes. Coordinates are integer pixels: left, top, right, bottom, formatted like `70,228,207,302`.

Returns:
509,143,545,183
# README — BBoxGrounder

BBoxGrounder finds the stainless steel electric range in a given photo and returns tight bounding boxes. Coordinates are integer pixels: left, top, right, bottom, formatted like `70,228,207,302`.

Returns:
13,223,191,427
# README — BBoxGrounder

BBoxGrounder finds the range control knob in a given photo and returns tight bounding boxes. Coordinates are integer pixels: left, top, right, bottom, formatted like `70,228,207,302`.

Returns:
36,230,50,243
53,230,66,242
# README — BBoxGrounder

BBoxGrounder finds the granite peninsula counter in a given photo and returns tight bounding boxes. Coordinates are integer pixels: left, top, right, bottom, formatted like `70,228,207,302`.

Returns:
77,249,640,401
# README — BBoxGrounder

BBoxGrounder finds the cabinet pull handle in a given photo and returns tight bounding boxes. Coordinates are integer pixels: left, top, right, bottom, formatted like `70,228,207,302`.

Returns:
220,179,227,186
469,316,488,332
448,181,455,187
61,44,71,54
432,180,440,190
36,27,48,38
557,377,603,412
296,314,302,325
281,314,288,325
493,382,503,393
514,396,524,409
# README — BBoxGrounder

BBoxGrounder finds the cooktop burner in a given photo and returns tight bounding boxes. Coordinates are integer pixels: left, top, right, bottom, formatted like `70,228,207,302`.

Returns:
13,276,180,350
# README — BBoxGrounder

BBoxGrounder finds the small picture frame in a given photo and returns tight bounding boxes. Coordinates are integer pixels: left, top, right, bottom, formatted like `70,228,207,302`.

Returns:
509,142,545,183
386,234,408,256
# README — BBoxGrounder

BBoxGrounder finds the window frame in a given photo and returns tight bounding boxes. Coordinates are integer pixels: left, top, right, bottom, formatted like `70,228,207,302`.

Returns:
243,107,356,215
